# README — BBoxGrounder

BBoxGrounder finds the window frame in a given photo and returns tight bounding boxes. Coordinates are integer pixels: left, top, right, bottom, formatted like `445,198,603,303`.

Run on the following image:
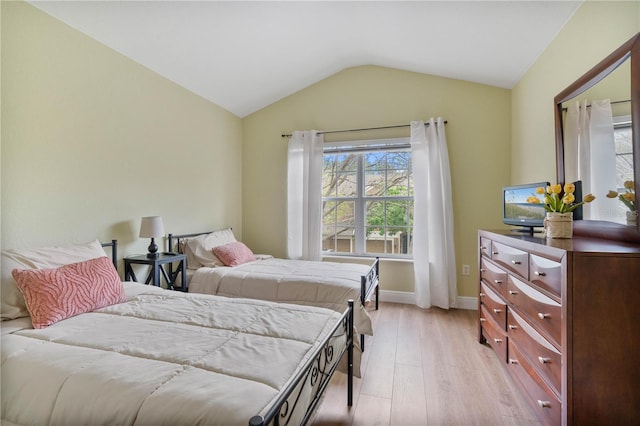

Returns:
322,137,414,259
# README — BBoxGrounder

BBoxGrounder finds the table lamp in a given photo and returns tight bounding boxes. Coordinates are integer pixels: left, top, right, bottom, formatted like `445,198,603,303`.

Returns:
139,216,165,258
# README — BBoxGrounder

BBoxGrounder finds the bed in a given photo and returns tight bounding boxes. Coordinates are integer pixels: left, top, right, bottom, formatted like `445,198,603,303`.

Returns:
167,228,379,349
1,240,356,425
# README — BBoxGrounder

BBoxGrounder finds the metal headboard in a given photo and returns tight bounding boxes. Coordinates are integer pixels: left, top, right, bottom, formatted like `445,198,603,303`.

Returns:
167,230,221,253
101,240,118,270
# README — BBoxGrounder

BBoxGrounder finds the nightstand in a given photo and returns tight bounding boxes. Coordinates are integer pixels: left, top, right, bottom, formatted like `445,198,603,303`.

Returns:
124,253,187,291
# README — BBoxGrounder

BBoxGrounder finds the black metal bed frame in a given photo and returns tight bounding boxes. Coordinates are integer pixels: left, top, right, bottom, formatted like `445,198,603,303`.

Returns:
167,231,380,349
101,239,118,270
249,300,354,426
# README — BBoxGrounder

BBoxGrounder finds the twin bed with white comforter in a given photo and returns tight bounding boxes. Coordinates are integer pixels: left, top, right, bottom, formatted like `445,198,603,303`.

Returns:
168,229,379,348
1,240,357,425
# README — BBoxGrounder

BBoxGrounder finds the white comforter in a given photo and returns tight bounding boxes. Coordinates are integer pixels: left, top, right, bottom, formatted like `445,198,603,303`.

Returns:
188,258,374,336
1,282,356,426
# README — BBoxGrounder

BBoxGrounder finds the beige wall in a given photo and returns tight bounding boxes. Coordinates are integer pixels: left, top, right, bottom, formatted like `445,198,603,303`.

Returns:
1,2,243,272
242,66,511,298
511,1,640,185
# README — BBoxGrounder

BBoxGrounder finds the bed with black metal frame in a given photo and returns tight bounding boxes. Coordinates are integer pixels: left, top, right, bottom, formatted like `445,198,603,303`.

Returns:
1,240,355,426
168,230,380,349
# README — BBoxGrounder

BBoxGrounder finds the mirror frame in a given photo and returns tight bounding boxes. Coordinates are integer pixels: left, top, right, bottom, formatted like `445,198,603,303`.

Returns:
554,32,640,243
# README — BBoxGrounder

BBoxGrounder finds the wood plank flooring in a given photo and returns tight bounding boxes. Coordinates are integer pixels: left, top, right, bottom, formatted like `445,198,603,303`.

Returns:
312,302,541,426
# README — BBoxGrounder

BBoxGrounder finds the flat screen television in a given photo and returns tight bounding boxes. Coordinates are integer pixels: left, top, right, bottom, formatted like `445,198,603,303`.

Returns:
502,182,550,234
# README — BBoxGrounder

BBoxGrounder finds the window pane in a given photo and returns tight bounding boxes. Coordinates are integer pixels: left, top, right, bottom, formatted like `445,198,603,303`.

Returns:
387,170,410,196
364,152,386,170
336,172,357,197
323,153,357,197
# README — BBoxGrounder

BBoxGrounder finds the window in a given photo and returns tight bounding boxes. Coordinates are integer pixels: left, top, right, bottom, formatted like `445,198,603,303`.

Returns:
322,138,413,257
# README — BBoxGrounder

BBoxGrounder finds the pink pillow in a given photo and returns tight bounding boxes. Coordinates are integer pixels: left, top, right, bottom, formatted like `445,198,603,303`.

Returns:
212,241,256,267
12,256,126,329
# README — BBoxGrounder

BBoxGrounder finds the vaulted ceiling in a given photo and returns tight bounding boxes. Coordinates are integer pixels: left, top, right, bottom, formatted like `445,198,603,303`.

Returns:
30,1,583,117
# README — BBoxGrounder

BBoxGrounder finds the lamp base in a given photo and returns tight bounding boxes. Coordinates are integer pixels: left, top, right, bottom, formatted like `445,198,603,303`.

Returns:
147,238,159,258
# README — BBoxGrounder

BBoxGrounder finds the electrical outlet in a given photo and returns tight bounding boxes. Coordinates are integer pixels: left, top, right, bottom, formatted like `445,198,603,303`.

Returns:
462,264,470,276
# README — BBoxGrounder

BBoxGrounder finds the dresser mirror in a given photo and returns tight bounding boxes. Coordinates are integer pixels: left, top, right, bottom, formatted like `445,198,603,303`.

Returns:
554,32,640,242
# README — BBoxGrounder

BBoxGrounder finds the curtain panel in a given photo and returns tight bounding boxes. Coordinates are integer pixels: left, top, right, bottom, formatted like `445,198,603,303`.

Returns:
564,99,615,219
286,130,324,261
411,118,457,309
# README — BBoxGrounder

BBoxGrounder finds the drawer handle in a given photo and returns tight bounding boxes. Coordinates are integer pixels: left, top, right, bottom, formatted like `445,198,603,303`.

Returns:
538,357,551,364
538,313,551,320
493,308,502,314
534,271,546,277
492,251,499,255
480,318,487,322
494,338,503,344
511,260,521,265
508,359,518,364
480,268,486,272
508,290,518,295
479,293,486,297
481,245,487,250
537,400,552,409
494,280,503,284
508,324,518,330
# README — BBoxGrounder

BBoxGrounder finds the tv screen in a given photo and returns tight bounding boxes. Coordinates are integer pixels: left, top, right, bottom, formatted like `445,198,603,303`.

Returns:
502,182,550,232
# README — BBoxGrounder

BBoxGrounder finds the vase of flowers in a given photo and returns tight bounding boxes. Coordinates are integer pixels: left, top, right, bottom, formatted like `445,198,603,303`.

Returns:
606,180,636,227
527,183,596,238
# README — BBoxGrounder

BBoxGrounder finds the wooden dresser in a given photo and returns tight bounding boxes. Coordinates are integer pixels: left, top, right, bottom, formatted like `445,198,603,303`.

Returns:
478,229,640,425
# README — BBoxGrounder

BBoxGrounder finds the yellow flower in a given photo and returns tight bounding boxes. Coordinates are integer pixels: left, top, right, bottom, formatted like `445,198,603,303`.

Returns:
548,184,562,195
583,194,596,203
535,187,545,195
606,180,635,212
527,196,541,204
564,183,575,194
562,193,575,205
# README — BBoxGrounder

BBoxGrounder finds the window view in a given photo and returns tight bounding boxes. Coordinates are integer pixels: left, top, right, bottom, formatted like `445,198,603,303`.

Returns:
322,141,414,257
613,120,633,219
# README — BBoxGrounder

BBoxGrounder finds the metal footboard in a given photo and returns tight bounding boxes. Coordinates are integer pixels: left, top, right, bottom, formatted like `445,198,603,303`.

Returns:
249,300,354,426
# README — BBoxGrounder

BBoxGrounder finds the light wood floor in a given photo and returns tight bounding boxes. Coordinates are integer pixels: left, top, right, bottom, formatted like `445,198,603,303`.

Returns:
312,302,541,426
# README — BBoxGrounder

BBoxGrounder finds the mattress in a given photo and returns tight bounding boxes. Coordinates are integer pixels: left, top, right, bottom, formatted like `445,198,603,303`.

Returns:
188,258,374,335
1,282,357,425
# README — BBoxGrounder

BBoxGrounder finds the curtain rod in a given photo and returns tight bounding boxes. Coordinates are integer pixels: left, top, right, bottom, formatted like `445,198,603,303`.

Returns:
281,120,448,138
561,98,630,111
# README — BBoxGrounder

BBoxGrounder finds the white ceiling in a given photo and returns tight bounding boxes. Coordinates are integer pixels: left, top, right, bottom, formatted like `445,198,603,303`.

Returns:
30,1,582,117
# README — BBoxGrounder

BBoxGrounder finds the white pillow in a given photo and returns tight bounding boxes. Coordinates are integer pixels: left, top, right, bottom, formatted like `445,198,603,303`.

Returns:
1,240,108,320
184,228,236,269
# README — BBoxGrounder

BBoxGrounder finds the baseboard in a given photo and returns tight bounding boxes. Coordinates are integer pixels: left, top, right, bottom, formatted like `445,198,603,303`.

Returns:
378,290,477,310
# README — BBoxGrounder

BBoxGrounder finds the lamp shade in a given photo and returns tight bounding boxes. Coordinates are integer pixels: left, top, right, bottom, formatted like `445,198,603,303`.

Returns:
139,216,165,238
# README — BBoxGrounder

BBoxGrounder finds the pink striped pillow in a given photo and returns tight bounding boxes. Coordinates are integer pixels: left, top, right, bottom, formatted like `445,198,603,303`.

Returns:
12,256,126,329
212,241,256,267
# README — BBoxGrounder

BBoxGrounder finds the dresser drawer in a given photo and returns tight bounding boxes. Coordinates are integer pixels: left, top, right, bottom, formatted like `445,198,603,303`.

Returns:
507,275,562,348
480,305,507,363
491,241,529,279
508,342,561,426
530,254,562,299
480,282,507,330
508,310,561,396
480,237,493,259
480,258,508,299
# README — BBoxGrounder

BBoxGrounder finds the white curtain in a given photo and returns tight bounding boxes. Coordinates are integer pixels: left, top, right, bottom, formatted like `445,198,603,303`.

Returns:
411,118,457,309
564,99,616,219
287,130,324,261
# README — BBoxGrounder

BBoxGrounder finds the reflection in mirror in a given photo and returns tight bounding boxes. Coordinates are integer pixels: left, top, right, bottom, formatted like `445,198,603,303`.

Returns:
555,32,639,242
560,60,632,225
